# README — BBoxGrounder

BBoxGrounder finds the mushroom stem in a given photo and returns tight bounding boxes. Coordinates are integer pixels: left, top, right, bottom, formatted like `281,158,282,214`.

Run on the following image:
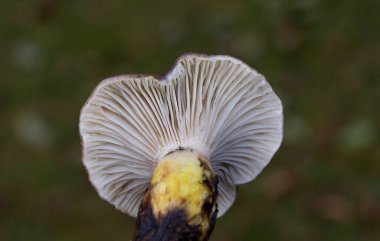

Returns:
132,150,218,241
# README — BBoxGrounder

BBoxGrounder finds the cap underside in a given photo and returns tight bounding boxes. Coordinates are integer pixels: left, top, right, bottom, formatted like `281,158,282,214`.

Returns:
80,54,283,218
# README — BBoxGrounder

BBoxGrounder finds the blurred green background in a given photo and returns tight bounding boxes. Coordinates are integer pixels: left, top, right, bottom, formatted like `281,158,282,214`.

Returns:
1,0,379,240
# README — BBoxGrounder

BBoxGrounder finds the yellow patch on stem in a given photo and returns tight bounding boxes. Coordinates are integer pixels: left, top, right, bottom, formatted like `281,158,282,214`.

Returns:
150,150,213,221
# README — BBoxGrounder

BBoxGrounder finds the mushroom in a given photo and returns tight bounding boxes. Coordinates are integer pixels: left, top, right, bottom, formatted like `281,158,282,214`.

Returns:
79,53,283,241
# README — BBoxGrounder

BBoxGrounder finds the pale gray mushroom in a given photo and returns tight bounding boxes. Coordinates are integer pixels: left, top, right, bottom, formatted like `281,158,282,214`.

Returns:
79,54,283,232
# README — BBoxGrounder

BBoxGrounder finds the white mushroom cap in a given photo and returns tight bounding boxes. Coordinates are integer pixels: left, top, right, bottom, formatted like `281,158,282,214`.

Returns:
80,54,283,218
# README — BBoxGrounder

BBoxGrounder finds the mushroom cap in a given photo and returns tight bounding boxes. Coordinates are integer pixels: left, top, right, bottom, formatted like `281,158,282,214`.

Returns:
80,53,283,218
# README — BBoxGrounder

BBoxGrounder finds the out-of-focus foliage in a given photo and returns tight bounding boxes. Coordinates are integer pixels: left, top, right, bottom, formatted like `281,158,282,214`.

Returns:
0,0,379,240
